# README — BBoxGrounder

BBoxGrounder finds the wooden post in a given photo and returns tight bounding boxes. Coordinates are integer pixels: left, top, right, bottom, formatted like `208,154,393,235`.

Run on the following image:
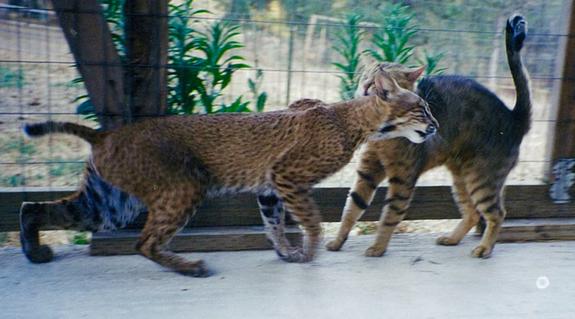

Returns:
552,3,575,161
52,0,126,130
549,1,575,203
124,0,169,120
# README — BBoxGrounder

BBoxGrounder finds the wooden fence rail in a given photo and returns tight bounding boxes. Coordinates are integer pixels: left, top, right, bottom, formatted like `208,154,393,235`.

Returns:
2,185,575,255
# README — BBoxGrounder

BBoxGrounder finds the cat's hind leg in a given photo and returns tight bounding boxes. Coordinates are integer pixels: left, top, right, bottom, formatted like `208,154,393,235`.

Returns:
463,166,510,258
20,192,96,263
135,186,209,277
436,170,481,246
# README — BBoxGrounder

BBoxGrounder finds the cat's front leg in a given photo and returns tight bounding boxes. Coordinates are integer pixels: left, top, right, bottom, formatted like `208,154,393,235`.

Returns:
257,193,297,258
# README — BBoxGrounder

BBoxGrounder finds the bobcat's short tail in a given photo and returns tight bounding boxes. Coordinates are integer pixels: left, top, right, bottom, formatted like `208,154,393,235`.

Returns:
505,14,532,136
24,121,103,145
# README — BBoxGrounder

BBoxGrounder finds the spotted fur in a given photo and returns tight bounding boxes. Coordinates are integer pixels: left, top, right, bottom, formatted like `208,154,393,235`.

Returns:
20,69,437,276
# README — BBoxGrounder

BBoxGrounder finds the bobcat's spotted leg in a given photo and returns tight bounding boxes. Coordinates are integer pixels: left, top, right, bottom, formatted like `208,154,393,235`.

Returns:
257,193,293,258
365,169,419,257
271,173,321,263
136,188,209,277
436,171,481,246
20,193,96,263
326,148,386,251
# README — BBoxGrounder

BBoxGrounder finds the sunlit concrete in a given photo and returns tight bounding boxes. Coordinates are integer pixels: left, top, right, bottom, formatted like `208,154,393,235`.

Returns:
1,234,574,319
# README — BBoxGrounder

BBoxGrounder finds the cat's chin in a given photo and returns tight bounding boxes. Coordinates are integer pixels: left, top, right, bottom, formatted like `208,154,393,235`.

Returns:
368,130,428,144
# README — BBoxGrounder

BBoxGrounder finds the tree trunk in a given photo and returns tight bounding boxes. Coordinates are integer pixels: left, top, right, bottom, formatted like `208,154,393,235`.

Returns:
52,0,126,130
124,0,169,121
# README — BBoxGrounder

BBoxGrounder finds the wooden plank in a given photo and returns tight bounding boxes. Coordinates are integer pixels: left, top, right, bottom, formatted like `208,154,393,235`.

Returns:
497,218,575,243
90,218,575,256
551,1,575,162
2,185,575,232
90,226,302,256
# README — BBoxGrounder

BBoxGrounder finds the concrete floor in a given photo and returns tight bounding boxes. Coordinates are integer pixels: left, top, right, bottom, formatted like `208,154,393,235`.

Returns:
1,234,575,319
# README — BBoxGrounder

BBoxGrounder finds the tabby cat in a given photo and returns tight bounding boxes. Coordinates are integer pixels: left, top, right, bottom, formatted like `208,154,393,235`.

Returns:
325,14,531,258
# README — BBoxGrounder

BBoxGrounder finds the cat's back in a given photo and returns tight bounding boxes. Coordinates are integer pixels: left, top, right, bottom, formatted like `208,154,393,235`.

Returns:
420,76,515,136
418,75,510,116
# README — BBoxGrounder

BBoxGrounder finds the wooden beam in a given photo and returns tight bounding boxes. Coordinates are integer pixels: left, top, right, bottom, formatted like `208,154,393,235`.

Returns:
2,185,575,232
90,226,302,256
52,0,126,129
90,218,575,255
123,0,169,120
552,2,575,161
498,218,575,243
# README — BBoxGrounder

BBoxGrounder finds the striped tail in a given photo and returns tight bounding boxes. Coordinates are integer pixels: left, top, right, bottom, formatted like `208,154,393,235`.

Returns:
505,14,532,136
24,121,103,145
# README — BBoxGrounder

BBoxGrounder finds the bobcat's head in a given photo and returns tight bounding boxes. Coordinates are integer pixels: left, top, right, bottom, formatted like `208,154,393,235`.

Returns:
363,64,437,144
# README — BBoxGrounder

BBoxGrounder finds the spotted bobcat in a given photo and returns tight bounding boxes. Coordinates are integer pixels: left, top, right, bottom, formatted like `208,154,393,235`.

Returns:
20,69,437,276
324,14,532,258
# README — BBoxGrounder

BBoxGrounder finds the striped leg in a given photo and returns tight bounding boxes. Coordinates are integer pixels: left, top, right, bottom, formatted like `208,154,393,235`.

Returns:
464,169,509,258
271,171,322,263
257,193,293,258
326,149,386,251
436,171,481,246
365,172,418,257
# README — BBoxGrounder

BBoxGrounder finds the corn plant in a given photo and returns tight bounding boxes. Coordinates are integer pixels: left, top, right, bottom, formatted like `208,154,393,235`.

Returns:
332,15,365,100
247,69,267,113
416,49,447,75
367,3,416,64
169,12,267,114
167,0,210,114
102,0,125,59
331,3,446,97
193,21,251,113
76,0,267,120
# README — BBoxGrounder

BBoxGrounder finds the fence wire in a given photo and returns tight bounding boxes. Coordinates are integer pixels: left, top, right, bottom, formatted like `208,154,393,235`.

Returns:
0,0,572,188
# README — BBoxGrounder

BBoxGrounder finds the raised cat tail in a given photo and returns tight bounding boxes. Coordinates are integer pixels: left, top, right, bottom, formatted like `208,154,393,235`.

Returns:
505,14,532,136
24,121,103,145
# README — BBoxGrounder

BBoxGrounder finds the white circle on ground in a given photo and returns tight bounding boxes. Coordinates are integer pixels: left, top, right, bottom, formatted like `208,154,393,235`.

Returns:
536,276,550,289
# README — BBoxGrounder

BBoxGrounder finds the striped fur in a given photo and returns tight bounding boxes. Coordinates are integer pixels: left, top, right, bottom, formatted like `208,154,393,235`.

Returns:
326,15,532,259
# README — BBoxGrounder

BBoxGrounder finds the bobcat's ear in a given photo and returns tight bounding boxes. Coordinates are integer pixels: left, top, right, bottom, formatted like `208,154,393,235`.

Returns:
374,69,400,100
406,66,426,82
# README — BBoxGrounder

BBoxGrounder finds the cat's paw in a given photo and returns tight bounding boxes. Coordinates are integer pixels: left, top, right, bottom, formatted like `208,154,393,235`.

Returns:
471,245,493,258
325,239,344,251
176,260,211,277
364,245,386,257
280,246,313,263
436,236,460,246
23,244,54,263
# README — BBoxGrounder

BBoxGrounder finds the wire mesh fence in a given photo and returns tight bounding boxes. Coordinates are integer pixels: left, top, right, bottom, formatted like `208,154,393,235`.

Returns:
0,0,572,189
